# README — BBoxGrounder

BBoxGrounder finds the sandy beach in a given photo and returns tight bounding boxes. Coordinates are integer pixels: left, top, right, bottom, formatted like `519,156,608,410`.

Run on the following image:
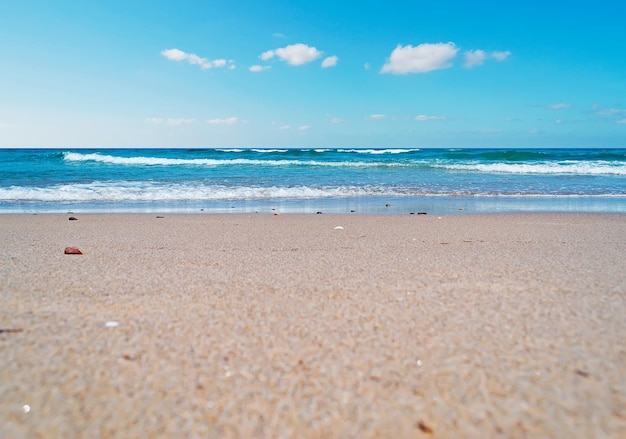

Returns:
1,213,625,438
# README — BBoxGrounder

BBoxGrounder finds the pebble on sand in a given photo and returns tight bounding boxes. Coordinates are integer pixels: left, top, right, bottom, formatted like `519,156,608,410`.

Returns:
64,247,83,255
68,217,78,221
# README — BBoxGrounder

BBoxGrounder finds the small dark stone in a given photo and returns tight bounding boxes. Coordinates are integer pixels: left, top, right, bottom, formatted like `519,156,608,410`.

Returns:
0,328,23,334
416,420,434,434
156,216,165,218
64,247,83,255
68,216,78,221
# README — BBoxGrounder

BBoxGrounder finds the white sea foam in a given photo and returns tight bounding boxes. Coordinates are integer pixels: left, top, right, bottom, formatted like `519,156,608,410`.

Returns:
433,161,626,175
0,183,384,202
62,152,406,168
2,182,624,203
337,148,420,154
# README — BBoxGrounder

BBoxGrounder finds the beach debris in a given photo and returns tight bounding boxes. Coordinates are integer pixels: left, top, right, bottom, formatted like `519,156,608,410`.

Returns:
316,211,323,214
22,405,30,413
68,216,78,221
156,216,165,218
64,247,83,255
105,321,119,328
274,212,280,216
334,226,344,230
416,420,434,434
575,369,590,378
0,328,24,334
417,212,427,215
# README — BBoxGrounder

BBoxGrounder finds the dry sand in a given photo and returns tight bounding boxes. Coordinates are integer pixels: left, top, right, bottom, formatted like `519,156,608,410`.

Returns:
1,213,625,438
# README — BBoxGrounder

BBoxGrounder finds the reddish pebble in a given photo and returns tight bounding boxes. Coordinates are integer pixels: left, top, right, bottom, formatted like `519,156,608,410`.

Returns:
64,247,83,255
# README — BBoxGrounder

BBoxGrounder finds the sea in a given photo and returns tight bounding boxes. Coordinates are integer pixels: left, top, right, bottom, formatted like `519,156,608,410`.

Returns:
0,148,625,214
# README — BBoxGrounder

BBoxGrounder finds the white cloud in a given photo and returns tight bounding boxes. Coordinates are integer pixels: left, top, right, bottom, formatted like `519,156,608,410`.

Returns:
366,114,386,120
491,50,511,61
161,48,233,70
297,125,312,131
321,55,338,68
547,103,572,110
596,108,626,116
331,117,344,124
617,119,626,124
364,62,370,70
272,32,286,39
146,117,196,126
260,43,322,66
166,118,196,126
161,48,187,62
260,50,275,61
207,117,239,125
249,65,271,72
380,42,458,74
464,50,487,68
415,115,447,121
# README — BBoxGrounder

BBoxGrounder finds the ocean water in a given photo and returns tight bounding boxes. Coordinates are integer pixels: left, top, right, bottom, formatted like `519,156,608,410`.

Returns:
0,148,624,214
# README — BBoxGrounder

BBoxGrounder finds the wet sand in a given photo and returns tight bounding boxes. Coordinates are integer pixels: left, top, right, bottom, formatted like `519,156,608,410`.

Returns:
1,213,625,438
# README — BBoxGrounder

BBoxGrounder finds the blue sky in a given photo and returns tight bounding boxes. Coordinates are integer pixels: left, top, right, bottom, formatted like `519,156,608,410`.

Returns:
1,0,625,148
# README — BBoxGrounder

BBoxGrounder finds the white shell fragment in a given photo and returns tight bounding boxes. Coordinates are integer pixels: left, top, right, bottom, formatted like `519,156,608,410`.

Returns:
105,321,119,327
334,226,344,230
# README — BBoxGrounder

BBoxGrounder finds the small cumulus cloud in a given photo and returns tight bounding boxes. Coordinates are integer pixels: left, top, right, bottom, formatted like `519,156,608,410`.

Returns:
380,42,458,74
331,117,344,124
617,119,626,124
297,125,312,131
595,108,626,116
464,49,511,68
147,117,197,126
491,50,511,61
321,55,339,68
366,114,386,120
161,48,233,70
249,65,271,72
207,117,240,125
415,115,447,121
260,43,322,66
547,103,572,110
272,32,286,39
464,50,487,68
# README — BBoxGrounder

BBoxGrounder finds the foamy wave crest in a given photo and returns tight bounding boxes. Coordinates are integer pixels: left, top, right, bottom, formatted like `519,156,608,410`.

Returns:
0,182,398,202
433,161,626,175
337,148,420,154
62,152,406,168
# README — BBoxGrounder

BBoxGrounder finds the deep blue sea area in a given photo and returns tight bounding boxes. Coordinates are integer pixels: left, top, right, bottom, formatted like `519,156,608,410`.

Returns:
1,148,624,214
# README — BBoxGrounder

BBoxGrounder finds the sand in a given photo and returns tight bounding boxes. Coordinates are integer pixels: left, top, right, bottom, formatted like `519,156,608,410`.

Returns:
1,213,625,438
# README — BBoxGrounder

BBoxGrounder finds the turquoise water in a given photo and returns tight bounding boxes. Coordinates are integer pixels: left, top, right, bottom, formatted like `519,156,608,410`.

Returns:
0,148,624,214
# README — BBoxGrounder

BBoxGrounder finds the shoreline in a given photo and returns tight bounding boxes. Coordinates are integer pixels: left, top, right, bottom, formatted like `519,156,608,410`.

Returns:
1,213,625,437
2,193,626,215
